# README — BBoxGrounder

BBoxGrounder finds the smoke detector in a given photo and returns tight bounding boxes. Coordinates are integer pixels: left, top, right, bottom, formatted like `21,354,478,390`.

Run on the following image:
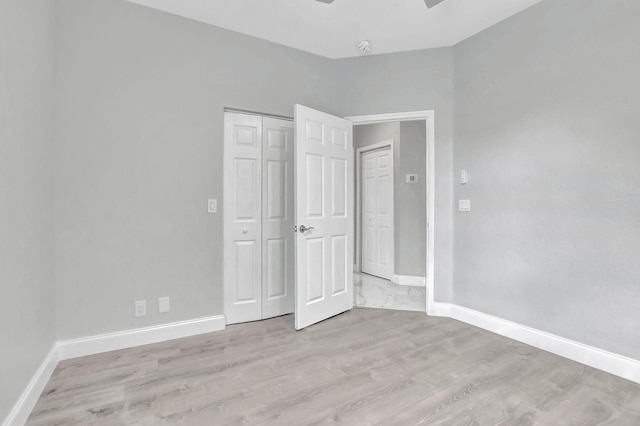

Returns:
356,40,371,53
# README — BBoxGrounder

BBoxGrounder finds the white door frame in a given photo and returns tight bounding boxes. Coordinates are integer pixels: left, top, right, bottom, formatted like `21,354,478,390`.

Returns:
355,140,394,278
346,111,435,315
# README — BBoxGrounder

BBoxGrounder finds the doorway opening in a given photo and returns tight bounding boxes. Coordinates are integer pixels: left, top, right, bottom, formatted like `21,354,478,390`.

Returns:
348,111,435,314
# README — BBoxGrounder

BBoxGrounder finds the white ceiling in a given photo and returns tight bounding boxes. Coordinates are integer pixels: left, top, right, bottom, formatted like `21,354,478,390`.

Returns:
126,0,543,59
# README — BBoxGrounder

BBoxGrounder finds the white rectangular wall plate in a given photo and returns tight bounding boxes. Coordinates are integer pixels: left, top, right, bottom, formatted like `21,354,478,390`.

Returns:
406,174,418,183
207,199,217,213
159,297,170,313
460,170,468,184
135,300,146,317
459,199,471,212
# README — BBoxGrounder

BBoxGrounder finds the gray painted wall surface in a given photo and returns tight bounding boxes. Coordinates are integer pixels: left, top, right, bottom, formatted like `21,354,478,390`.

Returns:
54,0,456,340
0,0,56,419
354,122,427,277
55,0,338,339
397,121,427,277
335,50,455,301
454,0,640,359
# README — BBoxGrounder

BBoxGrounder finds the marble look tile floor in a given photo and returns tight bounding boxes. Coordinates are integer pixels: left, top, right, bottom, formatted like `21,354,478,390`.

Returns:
354,272,426,312
26,308,640,425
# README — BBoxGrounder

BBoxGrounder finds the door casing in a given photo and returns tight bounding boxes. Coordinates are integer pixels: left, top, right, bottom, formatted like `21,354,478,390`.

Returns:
346,111,435,314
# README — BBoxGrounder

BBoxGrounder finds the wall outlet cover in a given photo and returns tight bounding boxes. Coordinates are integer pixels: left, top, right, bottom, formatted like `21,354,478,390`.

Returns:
135,300,146,317
159,297,170,313
459,199,471,212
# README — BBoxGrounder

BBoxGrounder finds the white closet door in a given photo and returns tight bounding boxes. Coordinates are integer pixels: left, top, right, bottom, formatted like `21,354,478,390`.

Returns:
294,104,354,330
224,113,263,324
361,148,394,280
262,117,294,319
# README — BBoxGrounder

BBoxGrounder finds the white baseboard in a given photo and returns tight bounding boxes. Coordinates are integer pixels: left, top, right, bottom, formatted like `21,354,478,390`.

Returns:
429,301,452,317
433,303,640,385
391,274,426,287
4,315,225,426
2,346,59,426
57,315,226,360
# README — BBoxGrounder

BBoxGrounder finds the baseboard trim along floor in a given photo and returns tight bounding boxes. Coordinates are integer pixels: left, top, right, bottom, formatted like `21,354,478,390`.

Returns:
3,315,225,426
430,302,640,385
56,315,226,360
7,304,640,425
391,274,426,287
2,347,59,426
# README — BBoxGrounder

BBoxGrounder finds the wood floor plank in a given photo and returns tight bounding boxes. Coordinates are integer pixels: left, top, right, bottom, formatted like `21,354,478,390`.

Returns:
26,308,640,425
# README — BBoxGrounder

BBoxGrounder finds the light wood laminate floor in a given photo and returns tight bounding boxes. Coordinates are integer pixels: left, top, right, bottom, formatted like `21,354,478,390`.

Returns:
27,308,640,425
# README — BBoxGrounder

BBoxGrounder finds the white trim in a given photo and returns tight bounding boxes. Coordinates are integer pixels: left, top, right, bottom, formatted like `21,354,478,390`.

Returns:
431,303,640,384
355,140,394,277
3,316,226,425
346,111,432,124
2,346,59,426
391,274,426,287
348,110,435,315
429,301,452,317
57,315,225,360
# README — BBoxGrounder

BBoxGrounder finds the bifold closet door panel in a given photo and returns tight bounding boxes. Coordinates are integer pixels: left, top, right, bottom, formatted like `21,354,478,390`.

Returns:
261,117,295,319
223,113,263,324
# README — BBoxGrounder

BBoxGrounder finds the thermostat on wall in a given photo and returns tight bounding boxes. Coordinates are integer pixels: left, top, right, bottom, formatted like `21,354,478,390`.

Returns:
406,174,418,184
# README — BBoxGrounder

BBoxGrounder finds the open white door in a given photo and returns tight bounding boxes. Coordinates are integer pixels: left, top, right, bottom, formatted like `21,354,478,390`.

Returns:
294,105,354,330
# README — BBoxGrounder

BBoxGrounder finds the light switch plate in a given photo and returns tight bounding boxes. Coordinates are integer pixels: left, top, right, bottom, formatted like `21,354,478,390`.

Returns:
207,199,217,213
406,174,418,184
460,170,468,185
459,199,471,212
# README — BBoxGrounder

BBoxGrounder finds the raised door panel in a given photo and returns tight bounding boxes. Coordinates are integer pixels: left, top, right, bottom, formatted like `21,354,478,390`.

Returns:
266,238,287,299
262,117,294,319
306,238,325,303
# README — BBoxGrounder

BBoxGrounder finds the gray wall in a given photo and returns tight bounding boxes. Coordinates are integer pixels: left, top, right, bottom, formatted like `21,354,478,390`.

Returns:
353,121,427,277
397,121,427,277
54,0,338,339
454,0,640,359
335,50,455,301
54,0,456,340
0,0,56,420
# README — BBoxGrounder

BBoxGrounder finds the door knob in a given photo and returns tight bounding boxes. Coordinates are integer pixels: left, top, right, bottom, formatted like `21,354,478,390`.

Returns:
299,225,315,234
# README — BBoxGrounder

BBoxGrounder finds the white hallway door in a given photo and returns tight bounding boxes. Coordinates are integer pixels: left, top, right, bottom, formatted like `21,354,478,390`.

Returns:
294,105,354,330
224,112,294,324
361,148,394,280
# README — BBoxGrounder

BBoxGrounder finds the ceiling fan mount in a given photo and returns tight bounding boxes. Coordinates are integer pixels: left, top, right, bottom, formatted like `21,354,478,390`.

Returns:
316,0,447,8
